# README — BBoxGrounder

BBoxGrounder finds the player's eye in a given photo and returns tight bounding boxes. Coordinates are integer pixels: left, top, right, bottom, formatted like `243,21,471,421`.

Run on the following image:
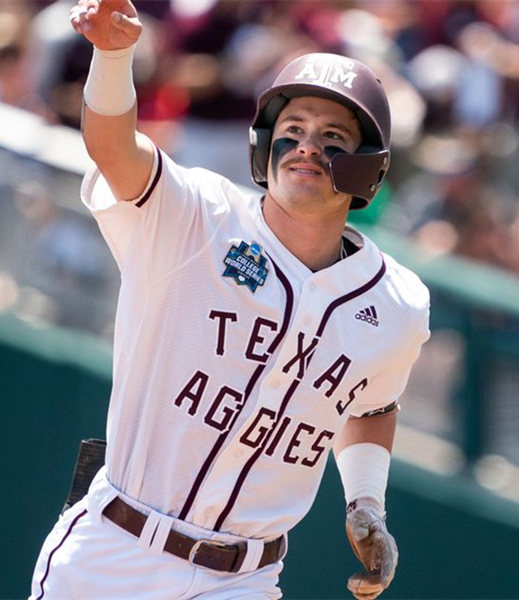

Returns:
324,130,344,141
286,125,303,135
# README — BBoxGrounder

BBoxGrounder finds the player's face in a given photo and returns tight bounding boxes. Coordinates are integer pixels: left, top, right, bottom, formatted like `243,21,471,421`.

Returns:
266,96,362,209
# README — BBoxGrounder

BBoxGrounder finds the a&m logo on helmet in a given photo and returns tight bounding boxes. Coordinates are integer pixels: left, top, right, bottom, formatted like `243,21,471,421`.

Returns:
294,56,358,90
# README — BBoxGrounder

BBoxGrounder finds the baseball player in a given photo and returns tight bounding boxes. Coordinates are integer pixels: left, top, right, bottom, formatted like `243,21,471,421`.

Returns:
30,1,430,599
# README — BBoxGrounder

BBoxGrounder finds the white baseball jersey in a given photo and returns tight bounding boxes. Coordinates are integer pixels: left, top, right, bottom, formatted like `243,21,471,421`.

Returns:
81,146,430,540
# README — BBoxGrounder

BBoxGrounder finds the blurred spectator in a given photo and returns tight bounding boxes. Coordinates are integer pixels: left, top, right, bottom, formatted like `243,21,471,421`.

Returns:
388,132,519,273
406,44,465,131
134,0,172,21
0,1,55,118
13,180,116,332
454,22,503,129
26,0,89,127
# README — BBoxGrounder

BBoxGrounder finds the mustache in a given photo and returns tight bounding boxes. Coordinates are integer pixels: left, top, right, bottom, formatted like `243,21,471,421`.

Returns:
282,157,328,170
279,146,346,170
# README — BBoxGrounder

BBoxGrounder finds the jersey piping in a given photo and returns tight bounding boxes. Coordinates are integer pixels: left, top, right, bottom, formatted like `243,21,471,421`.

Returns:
178,256,294,521
213,257,387,531
135,148,163,208
317,255,387,337
36,508,88,599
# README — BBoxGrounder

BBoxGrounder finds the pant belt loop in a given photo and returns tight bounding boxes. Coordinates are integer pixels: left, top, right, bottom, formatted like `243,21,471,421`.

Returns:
149,514,175,556
86,467,118,524
136,509,161,551
236,537,265,573
281,533,288,560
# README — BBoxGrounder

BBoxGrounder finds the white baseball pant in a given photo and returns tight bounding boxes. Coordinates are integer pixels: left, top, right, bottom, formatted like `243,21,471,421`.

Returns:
30,469,284,599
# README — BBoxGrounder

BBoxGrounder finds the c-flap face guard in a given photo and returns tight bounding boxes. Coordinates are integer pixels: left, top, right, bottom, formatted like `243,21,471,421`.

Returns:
330,150,390,201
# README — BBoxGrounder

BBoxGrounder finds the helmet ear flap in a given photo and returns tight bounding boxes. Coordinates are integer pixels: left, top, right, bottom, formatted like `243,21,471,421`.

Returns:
330,150,390,209
249,128,272,188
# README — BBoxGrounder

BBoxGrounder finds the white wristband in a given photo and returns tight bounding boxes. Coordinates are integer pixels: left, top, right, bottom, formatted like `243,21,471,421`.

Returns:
335,442,391,513
84,45,137,116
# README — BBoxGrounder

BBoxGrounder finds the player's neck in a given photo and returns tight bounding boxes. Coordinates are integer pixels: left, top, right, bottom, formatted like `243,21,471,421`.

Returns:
262,194,349,271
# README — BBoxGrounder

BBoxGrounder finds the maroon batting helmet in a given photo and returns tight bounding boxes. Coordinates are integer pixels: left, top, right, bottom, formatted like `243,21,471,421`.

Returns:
249,53,391,209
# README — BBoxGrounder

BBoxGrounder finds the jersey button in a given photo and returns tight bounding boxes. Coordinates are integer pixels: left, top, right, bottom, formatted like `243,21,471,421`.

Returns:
308,282,317,292
303,315,312,325
270,378,280,389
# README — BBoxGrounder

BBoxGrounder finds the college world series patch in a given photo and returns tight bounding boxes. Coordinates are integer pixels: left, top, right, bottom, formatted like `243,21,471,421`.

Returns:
223,241,268,292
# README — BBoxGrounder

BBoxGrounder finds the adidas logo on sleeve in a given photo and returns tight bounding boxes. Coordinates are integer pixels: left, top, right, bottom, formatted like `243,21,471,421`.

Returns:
355,305,379,326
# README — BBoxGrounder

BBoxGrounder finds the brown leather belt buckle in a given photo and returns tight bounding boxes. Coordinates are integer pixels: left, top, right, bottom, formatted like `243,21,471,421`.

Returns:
188,538,238,571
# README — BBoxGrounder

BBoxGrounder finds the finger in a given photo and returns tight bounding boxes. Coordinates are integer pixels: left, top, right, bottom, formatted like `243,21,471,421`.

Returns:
367,529,397,583
109,10,141,38
348,591,382,600
72,0,98,30
348,572,384,600
70,6,81,32
351,520,370,542
70,4,92,33
86,0,101,16
348,509,377,542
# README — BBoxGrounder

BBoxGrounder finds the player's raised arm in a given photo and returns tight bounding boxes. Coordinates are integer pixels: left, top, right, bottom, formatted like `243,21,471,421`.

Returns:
70,0,154,201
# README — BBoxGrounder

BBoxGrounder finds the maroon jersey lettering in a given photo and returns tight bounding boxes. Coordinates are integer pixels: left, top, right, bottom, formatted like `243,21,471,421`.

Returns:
204,386,244,431
173,370,209,415
282,332,319,379
265,415,292,456
240,407,277,448
313,354,352,397
301,430,334,467
245,317,278,362
209,310,238,356
283,422,315,464
336,378,368,415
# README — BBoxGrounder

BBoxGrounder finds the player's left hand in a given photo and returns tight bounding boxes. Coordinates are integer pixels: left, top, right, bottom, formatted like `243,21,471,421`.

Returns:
345,499,398,600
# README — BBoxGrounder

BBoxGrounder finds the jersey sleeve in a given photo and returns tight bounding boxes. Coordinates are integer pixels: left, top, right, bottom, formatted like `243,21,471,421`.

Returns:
80,146,231,279
348,276,431,418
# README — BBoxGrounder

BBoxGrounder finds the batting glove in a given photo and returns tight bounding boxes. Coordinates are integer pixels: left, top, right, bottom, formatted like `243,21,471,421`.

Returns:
345,498,398,600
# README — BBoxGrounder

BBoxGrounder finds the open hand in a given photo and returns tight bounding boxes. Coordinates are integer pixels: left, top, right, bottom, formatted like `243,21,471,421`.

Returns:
70,0,142,50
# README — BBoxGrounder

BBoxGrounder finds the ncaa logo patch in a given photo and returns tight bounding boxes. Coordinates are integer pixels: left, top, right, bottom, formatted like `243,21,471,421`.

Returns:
223,241,268,293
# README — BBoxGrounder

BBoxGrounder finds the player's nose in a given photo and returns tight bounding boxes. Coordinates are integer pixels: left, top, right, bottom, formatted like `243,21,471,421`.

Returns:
296,135,322,157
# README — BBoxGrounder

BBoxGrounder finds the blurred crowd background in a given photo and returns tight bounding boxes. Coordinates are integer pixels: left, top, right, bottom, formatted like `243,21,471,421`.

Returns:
1,0,519,247
1,0,519,466
2,0,519,292
1,0,519,318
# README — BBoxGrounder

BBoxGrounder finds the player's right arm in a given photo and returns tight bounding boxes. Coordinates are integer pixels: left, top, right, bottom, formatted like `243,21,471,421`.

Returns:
333,411,399,600
70,0,154,201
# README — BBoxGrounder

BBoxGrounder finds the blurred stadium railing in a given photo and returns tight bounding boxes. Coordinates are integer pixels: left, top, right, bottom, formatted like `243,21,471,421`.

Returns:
2,102,519,597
